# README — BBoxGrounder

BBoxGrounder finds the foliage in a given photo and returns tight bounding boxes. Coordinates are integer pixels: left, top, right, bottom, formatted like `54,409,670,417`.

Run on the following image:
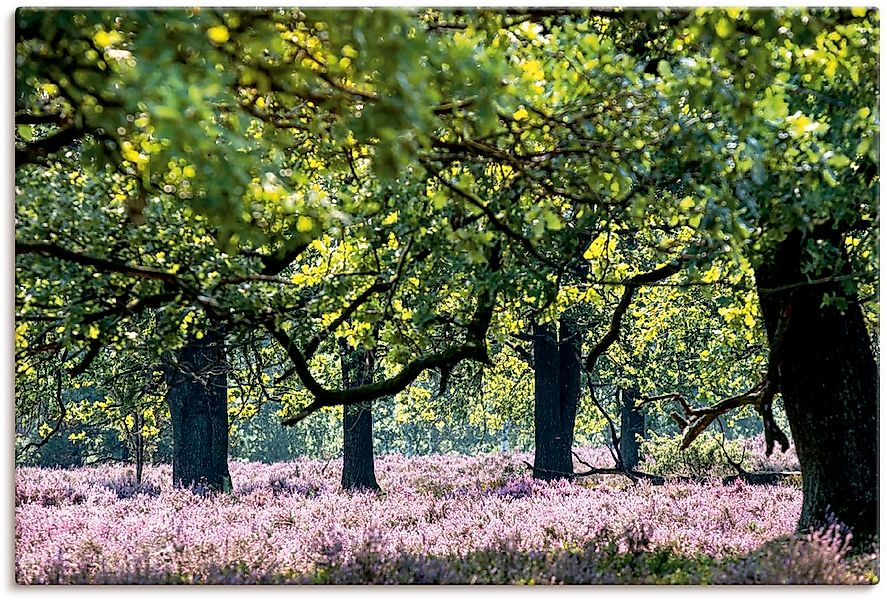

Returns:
639,431,799,479
16,8,878,423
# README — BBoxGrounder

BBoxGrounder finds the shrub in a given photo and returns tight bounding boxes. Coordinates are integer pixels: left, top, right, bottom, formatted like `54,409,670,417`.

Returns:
640,432,751,478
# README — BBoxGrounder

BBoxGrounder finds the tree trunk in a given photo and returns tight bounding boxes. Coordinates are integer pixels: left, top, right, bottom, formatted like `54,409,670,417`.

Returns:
755,230,878,545
559,316,582,449
619,387,645,471
339,339,380,492
134,412,144,485
532,319,581,481
164,328,231,492
430,424,441,454
500,419,511,453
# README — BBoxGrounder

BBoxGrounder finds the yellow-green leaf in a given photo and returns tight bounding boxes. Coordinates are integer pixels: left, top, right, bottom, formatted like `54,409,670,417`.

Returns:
207,26,229,44
296,215,315,232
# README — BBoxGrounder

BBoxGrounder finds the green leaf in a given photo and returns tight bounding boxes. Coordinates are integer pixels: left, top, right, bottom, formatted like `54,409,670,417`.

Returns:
826,154,851,169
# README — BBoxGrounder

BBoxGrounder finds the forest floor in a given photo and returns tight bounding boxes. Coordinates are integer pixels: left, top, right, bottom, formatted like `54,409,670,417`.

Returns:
15,447,879,584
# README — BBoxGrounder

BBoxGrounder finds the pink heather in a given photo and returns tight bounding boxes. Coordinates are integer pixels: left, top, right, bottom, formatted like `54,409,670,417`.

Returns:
15,443,875,584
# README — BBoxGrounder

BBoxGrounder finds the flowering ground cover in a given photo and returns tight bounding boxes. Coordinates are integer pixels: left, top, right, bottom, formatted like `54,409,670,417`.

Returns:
15,446,877,584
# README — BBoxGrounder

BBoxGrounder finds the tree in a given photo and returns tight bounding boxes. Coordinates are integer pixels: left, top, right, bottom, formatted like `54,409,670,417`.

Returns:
660,8,879,544
755,231,878,542
619,388,645,471
338,339,380,492
163,327,231,491
15,8,510,483
531,317,581,481
16,11,506,438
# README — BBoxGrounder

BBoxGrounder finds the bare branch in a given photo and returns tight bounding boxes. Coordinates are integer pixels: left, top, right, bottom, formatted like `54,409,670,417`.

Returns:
646,378,789,454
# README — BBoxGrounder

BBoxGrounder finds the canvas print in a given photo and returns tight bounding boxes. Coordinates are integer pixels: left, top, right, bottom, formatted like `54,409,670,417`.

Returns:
14,7,879,584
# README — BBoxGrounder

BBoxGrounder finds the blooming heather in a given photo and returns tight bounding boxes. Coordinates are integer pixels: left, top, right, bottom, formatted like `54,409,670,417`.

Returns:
15,448,875,584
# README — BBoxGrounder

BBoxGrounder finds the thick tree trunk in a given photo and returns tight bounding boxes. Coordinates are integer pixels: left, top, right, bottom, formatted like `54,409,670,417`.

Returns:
558,316,582,449
339,339,380,492
165,329,231,492
755,231,878,545
619,387,645,471
532,319,581,481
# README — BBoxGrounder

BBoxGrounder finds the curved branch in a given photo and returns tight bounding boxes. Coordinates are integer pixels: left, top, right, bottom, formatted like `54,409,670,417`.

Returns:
16,241,183,285
646,377,789,455
276,244,502,425
276,335,489,425
584,260,683,373
646,286,795,456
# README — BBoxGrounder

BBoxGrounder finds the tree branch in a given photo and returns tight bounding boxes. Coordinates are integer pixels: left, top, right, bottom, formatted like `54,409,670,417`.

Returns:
275,244,502,425
260,241,310,276
646,378,790,455
15,126,85,167
584,261,683,373
16,241,183,285
302,280,392,360
420,160,565,272
67,339,104,377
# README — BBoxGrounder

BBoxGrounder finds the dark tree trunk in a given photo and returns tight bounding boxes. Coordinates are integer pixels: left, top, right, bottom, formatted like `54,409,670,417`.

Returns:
559,316,582,449
165,329,231,492
134,412,145,485
755,230,878,545
430,425,441,454
619,387,645,471
339,339,380,493
532,318,582,481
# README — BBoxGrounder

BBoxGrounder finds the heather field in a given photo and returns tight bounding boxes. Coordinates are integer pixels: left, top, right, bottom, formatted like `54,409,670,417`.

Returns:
15,445,878,585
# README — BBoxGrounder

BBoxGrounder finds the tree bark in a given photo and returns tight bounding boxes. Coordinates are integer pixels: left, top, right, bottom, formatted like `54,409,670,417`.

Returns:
619,387,645,471
500,419,511,453
134,412,144,485
755,230,878,545
164,328,231,492
339,339,381,492
559,316,582,449
532,318,581,481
